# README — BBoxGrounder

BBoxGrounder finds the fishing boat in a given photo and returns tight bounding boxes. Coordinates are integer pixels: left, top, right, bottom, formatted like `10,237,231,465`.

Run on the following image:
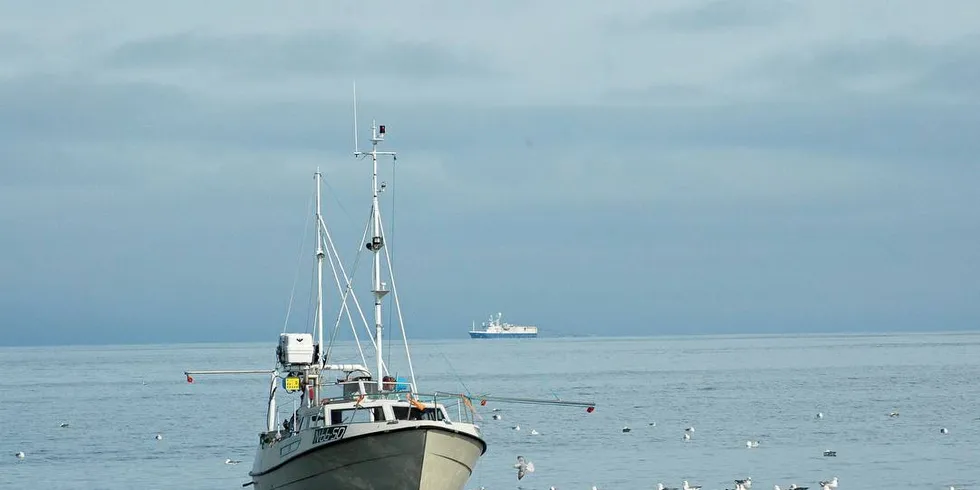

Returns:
182,90,595,490
468,312,538,339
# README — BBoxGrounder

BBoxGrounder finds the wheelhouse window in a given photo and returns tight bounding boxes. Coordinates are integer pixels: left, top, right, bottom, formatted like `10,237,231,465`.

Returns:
330,407,385,424
393,406,445,421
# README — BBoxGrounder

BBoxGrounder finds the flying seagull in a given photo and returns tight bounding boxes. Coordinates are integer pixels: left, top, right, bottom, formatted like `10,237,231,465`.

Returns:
514,455,535,480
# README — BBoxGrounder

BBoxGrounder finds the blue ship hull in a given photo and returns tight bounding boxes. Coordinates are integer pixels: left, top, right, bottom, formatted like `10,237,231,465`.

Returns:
468,332,538,339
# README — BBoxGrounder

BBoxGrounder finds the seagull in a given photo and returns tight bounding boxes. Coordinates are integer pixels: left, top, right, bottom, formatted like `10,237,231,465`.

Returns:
657,484,679,490
736,477,752,488
816,412,823,419
514,455,535,480
59,422,70,428
685,426,695,433
530,429,539,435
746,440,760,448
823,449,836,457
888,411,900,417
512,425,521,431
818,477,838,489
622,426,631,433
940,427,949,434
155,434,163,440
683,480,701,490
14,451,25,459
683,432,691,441
492,414,502,420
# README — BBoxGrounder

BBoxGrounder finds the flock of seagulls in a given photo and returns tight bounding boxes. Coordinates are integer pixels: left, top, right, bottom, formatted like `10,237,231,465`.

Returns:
12,403,967,489
10,423,242,465
650,477,840,490
474,405,969,490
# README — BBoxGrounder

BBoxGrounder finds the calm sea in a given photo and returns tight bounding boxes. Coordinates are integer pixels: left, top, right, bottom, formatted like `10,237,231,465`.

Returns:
1,332,978,490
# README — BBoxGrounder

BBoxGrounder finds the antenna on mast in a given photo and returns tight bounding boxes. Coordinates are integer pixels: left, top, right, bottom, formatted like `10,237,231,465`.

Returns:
351,91,401,392
352,81,359,155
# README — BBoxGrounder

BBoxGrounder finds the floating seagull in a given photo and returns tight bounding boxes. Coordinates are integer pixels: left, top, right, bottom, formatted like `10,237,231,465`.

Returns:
746,440,760,448
492,414,502,420
685,426,695,433
530,429,539,435
682,480,701,490
657,483,679,490
940,427,949,434
736,477,752,488
823,449,836,457
514,456,534,480
59,422,69,428
512,425,520,431
683,432,691,441
816,412,823,419
15,451,25,459
155,434,163,440
888,411,900,417
622,426,631,433
492,408,501,412
649,421,657,426
225,459,242,464
818,477,838,489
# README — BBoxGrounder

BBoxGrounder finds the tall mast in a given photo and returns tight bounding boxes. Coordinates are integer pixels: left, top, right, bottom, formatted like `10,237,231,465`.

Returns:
355,119,396,391
314,168,325,364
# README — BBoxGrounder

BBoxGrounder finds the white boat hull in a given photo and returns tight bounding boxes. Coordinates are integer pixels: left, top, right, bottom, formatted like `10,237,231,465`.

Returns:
249,421,486,490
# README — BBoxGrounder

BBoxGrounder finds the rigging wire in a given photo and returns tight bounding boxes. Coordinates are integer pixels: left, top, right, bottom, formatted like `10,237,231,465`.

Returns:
320,208,389,373
322,211,371,369
280,189,314,334
386,158,396,372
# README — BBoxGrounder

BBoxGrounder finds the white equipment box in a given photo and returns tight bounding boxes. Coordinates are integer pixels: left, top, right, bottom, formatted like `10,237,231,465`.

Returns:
278,333,315,365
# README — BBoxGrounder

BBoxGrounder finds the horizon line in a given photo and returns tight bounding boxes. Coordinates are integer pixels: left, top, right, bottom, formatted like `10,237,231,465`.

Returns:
2,327,978,349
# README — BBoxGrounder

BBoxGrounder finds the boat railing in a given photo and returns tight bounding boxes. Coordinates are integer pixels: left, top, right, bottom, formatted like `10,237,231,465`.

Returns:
318,390,481,424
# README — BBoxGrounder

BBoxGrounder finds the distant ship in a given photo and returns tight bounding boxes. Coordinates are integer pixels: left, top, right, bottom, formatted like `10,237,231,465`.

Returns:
468,312,538,339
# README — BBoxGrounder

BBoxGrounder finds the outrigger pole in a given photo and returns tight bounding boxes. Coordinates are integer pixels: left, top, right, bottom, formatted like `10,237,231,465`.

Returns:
184,369,276,382
436,392,597,411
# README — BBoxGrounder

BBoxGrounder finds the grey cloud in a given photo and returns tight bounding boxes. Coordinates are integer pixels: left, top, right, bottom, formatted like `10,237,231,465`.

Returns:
4,71,978,211
748,35,980,101
617,0,799,32
102,30,497,80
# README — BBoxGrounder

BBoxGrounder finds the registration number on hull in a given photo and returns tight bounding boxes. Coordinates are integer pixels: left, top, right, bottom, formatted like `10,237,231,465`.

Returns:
312,426,348,445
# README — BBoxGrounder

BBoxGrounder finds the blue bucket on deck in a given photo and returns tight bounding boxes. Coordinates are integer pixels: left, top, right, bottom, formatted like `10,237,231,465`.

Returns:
395,376,410,391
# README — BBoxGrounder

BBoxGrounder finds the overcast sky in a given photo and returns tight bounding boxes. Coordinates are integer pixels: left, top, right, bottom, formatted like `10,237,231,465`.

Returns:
1,0,978,346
